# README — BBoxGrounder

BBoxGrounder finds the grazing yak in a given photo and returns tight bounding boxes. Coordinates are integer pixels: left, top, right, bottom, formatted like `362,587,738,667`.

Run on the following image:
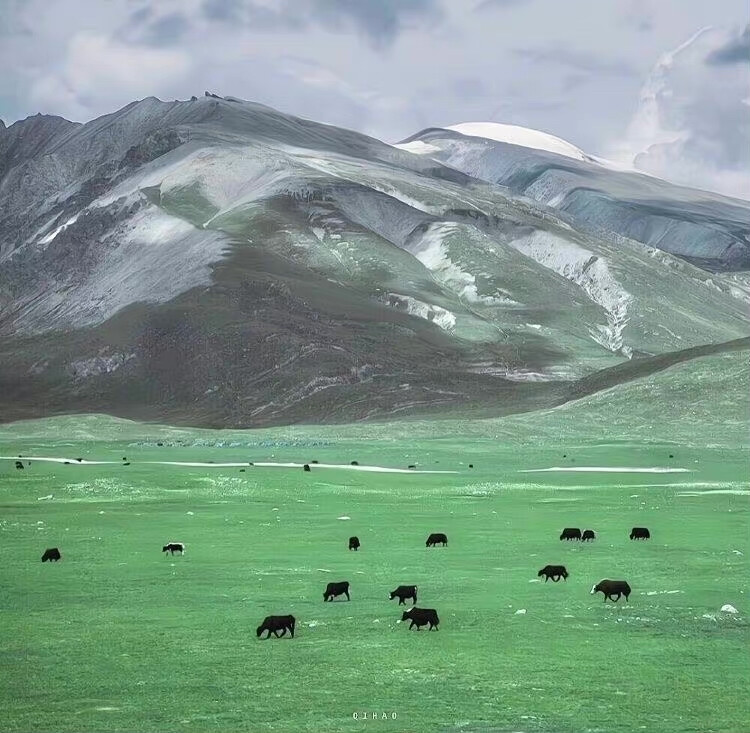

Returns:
42,548,61,562
15,461,24,470
257,615,296,639
323,581,350,602
350,461,359,466
560,527,582,541
591,579,631,602
348,536,360,551
426,533,448,547
401,607,439,630
630,527,650,540
303,464,311,472
162,542,185,555
538,565,568,582
582,529,596,541
390,585,418,605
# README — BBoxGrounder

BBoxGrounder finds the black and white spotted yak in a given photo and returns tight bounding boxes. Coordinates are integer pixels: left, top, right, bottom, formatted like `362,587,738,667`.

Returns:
162,542,185,555
257,615,296,639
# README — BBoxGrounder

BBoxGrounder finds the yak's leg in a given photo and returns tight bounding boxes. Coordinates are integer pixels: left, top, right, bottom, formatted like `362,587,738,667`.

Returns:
345,590,350,601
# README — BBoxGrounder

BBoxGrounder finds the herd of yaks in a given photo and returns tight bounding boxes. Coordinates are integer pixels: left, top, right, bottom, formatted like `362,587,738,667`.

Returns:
38,525,652,639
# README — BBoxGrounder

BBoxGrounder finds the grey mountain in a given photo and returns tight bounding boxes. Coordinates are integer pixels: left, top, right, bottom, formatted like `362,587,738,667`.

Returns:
398,126,750,272
0,96,747,427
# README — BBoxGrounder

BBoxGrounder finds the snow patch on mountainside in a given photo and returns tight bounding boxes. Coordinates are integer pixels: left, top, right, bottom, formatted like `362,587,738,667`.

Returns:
443,123,590,162
13,204,229,333
413,223,517,307
509,231,632,354
386,293,456,332
395,140,442,155
39,214,81,245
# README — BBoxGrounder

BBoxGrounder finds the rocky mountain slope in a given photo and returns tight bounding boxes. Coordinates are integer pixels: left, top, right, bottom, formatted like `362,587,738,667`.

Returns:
397,124,750,272
1,95,747,426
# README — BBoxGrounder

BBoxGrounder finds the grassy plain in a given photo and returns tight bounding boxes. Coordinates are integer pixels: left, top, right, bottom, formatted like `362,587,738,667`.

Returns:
0,351,748,733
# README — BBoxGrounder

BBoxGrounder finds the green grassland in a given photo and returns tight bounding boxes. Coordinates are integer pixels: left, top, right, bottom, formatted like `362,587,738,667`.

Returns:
0,351,748,733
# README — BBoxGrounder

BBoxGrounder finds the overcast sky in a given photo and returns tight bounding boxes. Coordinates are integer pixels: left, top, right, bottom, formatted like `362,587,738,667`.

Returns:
1,0,748,198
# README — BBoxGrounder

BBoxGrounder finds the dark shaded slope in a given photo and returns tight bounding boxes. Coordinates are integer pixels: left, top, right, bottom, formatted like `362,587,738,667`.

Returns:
0,240,568,427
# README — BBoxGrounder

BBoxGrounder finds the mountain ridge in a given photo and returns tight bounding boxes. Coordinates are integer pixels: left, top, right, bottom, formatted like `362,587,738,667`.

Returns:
1,95,747,427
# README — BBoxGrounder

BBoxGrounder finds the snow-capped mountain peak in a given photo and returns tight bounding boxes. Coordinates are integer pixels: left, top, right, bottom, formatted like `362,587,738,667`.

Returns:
444,122,591,162
396,121,593,163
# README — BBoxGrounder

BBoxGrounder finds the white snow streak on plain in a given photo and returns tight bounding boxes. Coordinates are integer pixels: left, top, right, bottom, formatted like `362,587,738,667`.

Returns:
677,489,750,496
0,457,456,474
519,467,692,473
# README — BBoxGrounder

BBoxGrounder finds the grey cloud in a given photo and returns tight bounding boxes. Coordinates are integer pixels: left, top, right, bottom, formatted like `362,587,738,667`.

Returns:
706,24,750,65
201,0,304,30
141,13,191,45
514,47,637,77
449,77,487,101
128,6,152,26
561,73,588,92
200,0,441,46
311,0,441,46
474,0,531,11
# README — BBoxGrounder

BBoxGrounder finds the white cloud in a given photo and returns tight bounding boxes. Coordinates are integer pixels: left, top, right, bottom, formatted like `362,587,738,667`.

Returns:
29,33,191,120
610,25,750,200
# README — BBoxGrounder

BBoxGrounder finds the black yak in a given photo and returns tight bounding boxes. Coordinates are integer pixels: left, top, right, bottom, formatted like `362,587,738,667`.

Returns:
162,543,185,555
400,607,439,630
630,527,650,540
591,579,631,602
390,585,418,605
41,548,61,562
348,536,360,551
538,565,568,582
257,615,295,639
323,581,350,602
426,533,448,547
582,529,596,541
559,528,582,541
